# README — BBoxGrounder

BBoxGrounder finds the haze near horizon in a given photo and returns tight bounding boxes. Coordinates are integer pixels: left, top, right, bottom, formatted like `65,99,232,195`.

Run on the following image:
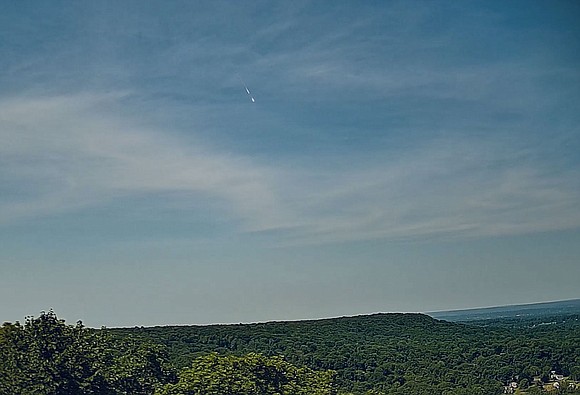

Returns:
1,1,579,327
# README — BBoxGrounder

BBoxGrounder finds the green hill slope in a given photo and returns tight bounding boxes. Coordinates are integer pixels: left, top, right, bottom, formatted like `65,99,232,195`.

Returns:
111,313,580,394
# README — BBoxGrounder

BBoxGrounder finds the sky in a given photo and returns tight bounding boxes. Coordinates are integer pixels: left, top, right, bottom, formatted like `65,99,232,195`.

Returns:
1,1,579,328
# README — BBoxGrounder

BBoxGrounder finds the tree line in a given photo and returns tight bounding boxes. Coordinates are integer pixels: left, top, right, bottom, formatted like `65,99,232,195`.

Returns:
0,311,335,395
111,313,580,394
2,310,579,394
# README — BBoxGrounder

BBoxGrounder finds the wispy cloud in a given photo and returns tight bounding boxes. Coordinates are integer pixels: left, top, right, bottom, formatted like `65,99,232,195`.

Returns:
2,2,580,325
1,1,578,246
0,93,292,231
1,93,579,245
282,138,580,244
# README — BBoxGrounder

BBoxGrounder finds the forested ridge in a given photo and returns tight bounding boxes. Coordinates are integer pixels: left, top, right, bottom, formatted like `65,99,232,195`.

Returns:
2,311,579,394
111,313,580,394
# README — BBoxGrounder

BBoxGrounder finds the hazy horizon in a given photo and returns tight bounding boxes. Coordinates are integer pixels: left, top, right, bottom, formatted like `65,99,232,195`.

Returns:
1,1,579,328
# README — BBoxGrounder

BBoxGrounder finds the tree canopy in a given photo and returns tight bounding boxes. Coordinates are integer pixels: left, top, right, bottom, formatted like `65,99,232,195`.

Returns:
111,313,580,395
159,352,336,395
0,311,175,395
2,311,579,394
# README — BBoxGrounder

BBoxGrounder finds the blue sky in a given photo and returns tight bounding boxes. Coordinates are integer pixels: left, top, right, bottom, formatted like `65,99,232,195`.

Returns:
1,1,579,327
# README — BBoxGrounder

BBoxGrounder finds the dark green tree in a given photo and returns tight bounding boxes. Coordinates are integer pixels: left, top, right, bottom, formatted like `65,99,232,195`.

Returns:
0,311,175,395
570,366,580,381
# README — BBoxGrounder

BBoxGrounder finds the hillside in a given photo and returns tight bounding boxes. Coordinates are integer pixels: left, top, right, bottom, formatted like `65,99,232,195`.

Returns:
111,312,580,394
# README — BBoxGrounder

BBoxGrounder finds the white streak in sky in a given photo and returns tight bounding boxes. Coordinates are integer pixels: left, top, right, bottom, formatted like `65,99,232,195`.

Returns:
2,93,579,244
240,76,256,103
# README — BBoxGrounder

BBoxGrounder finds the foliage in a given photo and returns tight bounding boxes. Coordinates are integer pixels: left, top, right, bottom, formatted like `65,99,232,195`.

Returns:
158,352,336,395
111,313,580,395
2,310,579,395
0,311,176,395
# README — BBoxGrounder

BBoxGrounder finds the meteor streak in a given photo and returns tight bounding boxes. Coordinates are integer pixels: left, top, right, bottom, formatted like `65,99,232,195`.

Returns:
239,76,256,103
